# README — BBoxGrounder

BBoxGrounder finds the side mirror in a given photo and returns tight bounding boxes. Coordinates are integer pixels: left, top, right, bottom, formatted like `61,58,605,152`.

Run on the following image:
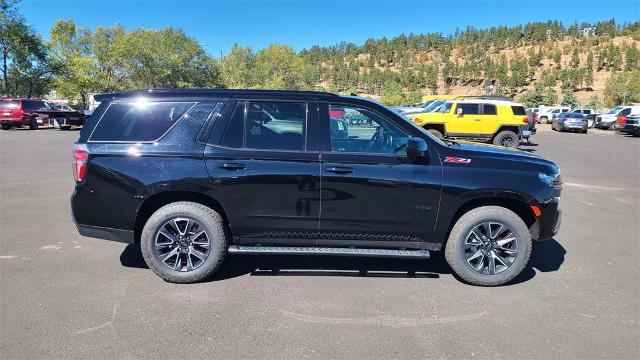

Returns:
456,108,463,116
406,137,428,163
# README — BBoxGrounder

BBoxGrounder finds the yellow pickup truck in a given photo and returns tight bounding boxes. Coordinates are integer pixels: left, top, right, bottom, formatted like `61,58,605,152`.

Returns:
409,98,531,148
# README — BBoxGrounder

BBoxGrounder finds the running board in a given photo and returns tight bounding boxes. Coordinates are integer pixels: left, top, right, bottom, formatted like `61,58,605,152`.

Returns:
228,245,430,259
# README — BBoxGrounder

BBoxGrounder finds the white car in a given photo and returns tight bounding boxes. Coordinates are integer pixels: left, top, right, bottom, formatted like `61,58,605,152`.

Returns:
595,106,640,130
537,107,570,124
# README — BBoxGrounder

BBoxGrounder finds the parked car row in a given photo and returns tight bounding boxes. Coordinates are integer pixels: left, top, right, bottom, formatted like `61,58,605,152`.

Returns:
0,98,86,130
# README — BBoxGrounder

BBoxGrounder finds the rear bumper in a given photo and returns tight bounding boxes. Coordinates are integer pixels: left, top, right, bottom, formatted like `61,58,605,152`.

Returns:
0,118,25,125
75,223,134,243
620,124,639,134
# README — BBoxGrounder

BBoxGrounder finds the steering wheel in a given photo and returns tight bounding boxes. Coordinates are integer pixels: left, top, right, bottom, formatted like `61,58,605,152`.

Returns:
368,126,393,152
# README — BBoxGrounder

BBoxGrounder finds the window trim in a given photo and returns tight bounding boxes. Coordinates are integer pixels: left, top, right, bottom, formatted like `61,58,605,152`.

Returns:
87,101,197,144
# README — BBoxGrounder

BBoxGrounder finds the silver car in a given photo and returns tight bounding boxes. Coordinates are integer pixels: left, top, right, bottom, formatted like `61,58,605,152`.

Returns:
552,112,588,133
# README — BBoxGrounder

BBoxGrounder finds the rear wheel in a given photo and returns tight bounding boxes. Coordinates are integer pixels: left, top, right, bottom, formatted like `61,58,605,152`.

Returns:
493,130,519,148
426,128,444,140
140,201,228,283
29,116,39,130
1,124,10,130
445,206,532,286
539,116,548,124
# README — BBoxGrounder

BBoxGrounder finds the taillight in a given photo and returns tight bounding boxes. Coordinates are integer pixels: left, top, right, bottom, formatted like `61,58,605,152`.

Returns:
523,116,529,124
73,143,89,182
617,116,627,125
533,113,538,124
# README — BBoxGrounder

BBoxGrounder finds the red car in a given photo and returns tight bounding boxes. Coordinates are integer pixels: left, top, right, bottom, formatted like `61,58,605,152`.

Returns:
1,98,86,130
0,98,48,130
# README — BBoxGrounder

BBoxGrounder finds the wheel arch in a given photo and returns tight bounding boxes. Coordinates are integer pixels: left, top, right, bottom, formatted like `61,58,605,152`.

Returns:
443,196,537,246
134,191,231,243
494,125,520,137
422,123,446,135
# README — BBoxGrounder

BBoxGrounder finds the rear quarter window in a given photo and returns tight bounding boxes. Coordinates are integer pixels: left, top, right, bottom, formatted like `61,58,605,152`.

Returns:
89,101,194,142
511,106,526,116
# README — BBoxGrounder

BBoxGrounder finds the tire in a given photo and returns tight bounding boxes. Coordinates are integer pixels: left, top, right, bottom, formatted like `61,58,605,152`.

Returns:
29,116,39,130
493,130,519,148
539,116,548,124
426,128,444,140
445,206,532,286
1,124,10,130
140,201,227,283
60,125,71,130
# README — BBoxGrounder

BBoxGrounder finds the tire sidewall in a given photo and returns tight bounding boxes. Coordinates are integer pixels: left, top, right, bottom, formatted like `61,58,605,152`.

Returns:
140,202,226,283
446,206,531,286
494,131,519,148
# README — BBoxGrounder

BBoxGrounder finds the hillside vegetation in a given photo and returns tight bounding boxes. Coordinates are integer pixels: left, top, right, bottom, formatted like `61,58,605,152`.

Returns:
2,0,639,110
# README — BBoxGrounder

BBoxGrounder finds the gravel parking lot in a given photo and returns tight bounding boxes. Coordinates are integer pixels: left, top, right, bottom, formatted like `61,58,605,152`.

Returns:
1,125,638,359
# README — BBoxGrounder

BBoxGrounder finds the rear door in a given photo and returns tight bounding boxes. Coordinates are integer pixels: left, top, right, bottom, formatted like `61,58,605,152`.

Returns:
204,100,321,243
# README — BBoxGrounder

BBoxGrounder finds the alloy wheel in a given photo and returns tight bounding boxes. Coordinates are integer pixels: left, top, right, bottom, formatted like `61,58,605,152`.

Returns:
154,217,210,272
463,222,518,275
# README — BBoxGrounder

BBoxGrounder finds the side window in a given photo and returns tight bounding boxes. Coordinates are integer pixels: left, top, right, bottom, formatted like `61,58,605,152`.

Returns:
89,101,194,142
457,103,480,115
220,102,244,148
619,108,632,116
483,104,497,115
511,106,527,116
328,104,409,155
245,101,306,151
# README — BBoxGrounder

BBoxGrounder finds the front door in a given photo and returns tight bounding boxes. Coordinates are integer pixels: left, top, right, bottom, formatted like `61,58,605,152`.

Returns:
204,100,321,242
448,102,495,136
319,103,442,246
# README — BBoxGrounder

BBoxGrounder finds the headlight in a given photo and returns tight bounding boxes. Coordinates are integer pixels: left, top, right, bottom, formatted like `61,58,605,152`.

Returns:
539,172,558,187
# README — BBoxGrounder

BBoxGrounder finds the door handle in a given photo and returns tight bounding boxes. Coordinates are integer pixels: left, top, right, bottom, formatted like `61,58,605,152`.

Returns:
474,118,482,121
218,162,246,170
326,166,353,174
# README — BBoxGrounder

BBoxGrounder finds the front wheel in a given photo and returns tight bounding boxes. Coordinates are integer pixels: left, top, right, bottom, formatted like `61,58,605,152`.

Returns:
1,124,10,130
493,130,519,148
140,201,228,283
445,206,532,286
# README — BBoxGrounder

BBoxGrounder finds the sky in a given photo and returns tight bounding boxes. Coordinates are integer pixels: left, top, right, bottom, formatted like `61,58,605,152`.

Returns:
18,0,640,56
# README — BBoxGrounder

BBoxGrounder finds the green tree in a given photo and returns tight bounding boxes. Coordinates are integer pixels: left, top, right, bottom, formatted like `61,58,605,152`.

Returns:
255,44,311,89
585,95,601,109
561,88,578,107
625,46,639,71
0,0,53,97
219,44,256,88
508,57,529,93
425,64,439,94
569,48,580,68
520,85,545,107
602,69,640,106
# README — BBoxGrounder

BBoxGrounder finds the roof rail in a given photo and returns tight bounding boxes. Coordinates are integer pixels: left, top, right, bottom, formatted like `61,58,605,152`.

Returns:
93,88,340,102
454,95,515,101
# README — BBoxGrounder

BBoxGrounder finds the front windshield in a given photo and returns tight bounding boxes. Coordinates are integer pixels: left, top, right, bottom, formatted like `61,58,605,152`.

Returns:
435,101,453,113
606,106,623,114
423,100,443,112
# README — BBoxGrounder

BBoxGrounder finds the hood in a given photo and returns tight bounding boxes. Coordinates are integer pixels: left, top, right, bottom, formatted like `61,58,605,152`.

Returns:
456,141,541,159
449,140,559,174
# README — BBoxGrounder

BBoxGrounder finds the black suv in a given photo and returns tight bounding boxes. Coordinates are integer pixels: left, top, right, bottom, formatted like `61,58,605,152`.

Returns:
71,89,562,286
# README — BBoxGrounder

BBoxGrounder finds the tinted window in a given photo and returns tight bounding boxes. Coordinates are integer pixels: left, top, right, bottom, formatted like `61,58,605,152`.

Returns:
619,108,632,116
511,106,527,115
563,113,585,119
220,102,245,148
483,104,497,115
0,100,19,109
245,102,306,150
329,104,409,155
457,103,480,115
90,101,194,142
23,100,46,111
